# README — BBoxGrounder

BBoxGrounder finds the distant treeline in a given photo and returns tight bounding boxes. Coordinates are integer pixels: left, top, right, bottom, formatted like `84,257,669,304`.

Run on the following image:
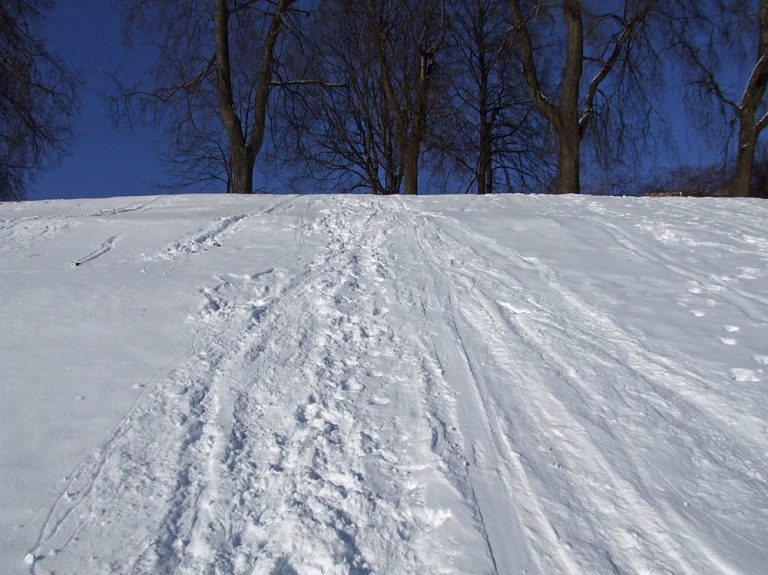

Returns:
5,1,768,200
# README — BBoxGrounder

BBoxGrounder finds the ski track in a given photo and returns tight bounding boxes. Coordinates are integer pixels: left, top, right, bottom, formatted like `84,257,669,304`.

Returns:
28,197,484,575
0,197,162,262
24,196,768,574
397,200,768,574
147,214,252,264
73,236,119,267
145,196,301,266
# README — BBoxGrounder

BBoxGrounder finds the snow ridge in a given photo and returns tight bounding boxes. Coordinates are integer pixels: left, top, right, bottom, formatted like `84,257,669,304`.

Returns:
149,214,252,263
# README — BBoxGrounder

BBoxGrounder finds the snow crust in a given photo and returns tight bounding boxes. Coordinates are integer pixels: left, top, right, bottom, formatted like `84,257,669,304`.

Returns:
1,194,767,574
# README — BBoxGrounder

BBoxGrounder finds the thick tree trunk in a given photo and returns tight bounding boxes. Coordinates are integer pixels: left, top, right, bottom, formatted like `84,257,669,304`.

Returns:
511,0,657,195
214,0,291,194
734,129,758,197
554,116,581,194
556,0,583,195
510,0,583,194
402,140,419,195
231,145,256,195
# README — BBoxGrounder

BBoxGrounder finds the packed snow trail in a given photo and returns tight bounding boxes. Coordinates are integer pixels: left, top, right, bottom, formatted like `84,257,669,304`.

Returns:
26,197,489,574
2,195,767,574
397,205,768,574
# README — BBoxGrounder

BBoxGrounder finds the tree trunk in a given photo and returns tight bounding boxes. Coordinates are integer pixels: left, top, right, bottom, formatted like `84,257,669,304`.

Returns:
554,116,581,194
214,0,291,194
734,129,758,197
402,140,419,195
478,51,490,195
511,0,656,195
510,0,583,194
732,0,768,197
478,130,491,194
215,0,248,193
231,145,256,195
556,0,583,195
371,2,443,196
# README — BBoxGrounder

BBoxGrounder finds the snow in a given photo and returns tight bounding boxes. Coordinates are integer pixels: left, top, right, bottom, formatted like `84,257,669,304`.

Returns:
1,193,767,574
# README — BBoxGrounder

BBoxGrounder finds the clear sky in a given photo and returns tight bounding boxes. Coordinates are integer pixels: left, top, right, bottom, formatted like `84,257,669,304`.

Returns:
27,1,727,200
30,1,171,200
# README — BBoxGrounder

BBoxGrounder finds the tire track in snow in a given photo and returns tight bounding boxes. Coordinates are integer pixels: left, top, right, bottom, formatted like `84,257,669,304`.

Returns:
28,196,490,575
396,201,768,574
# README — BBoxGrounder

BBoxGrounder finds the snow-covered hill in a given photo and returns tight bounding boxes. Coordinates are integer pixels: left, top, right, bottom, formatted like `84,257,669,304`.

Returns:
1,194,767,574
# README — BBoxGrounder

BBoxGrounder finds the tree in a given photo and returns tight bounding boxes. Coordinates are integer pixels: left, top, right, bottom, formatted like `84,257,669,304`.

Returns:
508,0,660,194
271,0,447,195
671,0,768,198
271,0,403,195
0,0,79,201
752,142,768,198
436,0,550,194
367,0,447,195
116,0,295,194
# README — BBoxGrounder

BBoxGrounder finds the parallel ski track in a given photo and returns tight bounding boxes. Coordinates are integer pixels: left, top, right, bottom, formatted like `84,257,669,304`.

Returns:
397,199,768,574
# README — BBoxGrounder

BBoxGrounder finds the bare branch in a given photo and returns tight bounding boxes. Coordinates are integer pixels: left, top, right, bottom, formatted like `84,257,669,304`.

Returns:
580,0,659,135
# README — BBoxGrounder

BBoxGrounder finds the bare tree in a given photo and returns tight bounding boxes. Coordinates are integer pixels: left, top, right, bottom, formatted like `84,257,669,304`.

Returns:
670,0,768,198
0,0,80,201
271,0,447,195
271,0,402,194
367,0,447,195
115,0,295,194
508,0,660,194
436,0,550,194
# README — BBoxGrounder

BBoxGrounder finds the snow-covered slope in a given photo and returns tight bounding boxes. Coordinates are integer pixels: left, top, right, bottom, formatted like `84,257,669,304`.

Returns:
1,194,767,575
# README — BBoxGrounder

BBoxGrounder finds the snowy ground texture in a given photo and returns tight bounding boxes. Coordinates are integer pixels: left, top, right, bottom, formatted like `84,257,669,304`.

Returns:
2,194,768,575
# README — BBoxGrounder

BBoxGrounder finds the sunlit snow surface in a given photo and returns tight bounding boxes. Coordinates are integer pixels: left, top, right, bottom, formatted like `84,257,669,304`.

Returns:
1,194,767,574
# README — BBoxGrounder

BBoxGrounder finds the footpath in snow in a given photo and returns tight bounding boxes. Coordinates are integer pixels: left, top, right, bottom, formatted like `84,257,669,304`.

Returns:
1,194,767,574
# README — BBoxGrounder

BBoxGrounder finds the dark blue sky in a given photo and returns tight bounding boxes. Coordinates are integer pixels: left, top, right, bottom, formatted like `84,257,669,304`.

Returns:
28,1,724,200
30,1,168,200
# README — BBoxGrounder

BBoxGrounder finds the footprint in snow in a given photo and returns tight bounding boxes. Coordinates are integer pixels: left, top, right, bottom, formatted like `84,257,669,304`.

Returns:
721,326,740,345
737,267,763,279
730,368,761,382
690,309,706,317
754,355,768,365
